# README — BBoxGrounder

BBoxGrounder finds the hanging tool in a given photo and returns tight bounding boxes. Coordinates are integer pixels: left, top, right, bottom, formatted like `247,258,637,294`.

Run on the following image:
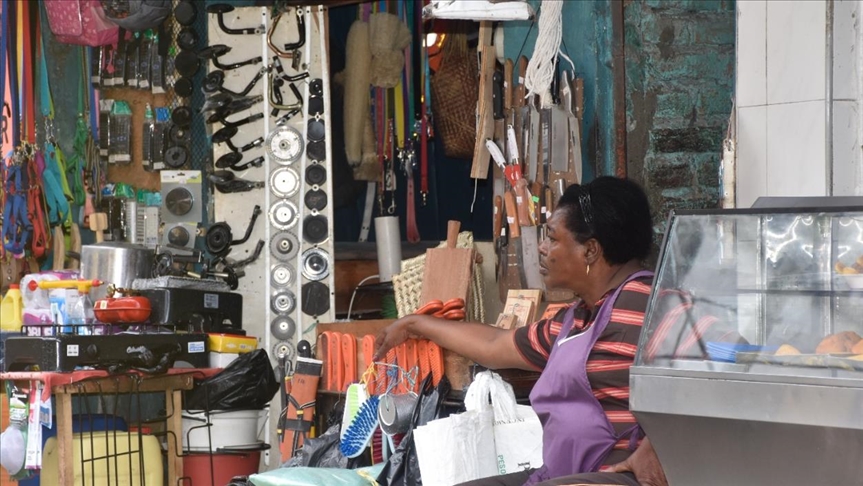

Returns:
268,8,306,64
212,125,264,153
197,44,262,70
208,170,265,194
205,205,262,256
207,4,264,35
203,68,265,97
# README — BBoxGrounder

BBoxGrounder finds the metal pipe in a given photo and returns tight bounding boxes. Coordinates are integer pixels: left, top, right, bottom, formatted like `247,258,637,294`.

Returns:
825,0,834,196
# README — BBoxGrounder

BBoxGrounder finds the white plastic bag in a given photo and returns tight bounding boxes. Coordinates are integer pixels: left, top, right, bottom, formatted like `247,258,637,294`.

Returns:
466,371,543,476
414,371,543,485
413,373,498,485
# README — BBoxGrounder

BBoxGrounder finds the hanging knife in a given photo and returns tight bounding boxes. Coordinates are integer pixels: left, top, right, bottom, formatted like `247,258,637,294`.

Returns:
504,191,527,290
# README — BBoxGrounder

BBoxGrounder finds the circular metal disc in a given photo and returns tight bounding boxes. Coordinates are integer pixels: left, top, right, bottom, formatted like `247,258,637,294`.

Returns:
270,167,300,198
306,140,326,162
177,27,199,51
175,50,200,77
301,281,330,316
174,77,193,97
169,124,191,145
305,164,326,185
272,340,295,361
302,215,328,244
167,225,191,247
270,317,296,340
265,126,304,164
301,248,330,281
270,231,299,261
307,119,325,142
271,290,296,314
269,200,298,230
270,263,295,287
304,189,327,211
166,187,194,216
164,146,189,168
175,1,198,26
172,106,193,128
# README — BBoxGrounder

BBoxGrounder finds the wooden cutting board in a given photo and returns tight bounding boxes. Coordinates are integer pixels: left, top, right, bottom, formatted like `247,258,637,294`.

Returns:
420,220,475,304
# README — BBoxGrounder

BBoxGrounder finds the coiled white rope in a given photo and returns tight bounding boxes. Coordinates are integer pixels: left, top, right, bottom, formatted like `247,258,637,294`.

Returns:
524,0,564,108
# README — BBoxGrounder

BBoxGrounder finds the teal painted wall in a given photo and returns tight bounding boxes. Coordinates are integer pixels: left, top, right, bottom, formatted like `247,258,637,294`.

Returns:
503,1,616,181
624,0,736,237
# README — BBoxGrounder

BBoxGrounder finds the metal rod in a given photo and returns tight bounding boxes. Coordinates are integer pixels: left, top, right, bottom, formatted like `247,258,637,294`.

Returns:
826,0,834,196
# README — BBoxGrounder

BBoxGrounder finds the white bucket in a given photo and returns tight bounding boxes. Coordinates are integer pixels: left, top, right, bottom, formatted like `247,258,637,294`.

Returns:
181,409,265,451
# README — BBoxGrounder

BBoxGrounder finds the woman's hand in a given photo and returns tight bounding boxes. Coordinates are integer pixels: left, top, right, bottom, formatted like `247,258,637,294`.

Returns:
606,437,668,486
373,317,414,361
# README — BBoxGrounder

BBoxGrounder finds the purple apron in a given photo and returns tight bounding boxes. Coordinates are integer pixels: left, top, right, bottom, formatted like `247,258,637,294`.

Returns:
525,270,654,485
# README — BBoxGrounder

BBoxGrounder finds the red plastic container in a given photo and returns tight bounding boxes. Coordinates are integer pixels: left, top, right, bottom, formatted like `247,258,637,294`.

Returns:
183,451,260,485
93,296,151,323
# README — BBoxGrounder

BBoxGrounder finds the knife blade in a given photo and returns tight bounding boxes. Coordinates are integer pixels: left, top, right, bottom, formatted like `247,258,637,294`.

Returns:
504,191,527,290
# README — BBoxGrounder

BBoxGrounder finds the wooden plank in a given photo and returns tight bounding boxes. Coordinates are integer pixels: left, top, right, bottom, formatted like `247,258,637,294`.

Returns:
55,373,194,395
470,23,496,180
56,392,73,486
334,259,382,315
166,389,183,485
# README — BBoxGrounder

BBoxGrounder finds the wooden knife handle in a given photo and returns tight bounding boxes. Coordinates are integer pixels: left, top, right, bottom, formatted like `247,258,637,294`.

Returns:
504,58,513,113
515,56,528,105
446,220,461,249
504,191,521,238
493,195,503,240
515,179,533,227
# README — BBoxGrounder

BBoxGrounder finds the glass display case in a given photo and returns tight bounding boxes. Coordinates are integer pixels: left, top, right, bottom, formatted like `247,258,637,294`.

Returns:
630,202,863,485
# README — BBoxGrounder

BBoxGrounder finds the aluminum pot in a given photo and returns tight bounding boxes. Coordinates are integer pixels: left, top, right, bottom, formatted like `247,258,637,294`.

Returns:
80,242,155,299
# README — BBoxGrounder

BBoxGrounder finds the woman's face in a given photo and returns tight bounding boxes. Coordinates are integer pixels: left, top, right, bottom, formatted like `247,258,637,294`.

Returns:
539,209,586,292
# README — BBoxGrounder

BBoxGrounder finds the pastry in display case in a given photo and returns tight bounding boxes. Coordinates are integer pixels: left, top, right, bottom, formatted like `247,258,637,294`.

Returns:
630,198,863,486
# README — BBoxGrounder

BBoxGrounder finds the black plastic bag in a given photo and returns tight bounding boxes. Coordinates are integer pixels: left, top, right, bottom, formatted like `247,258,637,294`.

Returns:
184,349,279,411
377,373,451,486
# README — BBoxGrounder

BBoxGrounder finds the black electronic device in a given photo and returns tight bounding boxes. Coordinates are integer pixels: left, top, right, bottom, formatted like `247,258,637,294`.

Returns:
139,287,243,332
3,333,209,372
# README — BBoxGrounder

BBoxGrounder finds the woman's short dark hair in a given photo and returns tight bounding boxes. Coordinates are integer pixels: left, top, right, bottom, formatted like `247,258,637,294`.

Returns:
556,176,652,265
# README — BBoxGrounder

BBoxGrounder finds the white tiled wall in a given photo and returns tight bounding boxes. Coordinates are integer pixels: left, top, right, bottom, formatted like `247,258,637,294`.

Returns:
735,0,863,203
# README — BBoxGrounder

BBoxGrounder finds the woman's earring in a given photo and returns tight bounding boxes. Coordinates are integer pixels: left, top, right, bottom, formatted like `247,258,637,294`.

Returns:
586,264,590,276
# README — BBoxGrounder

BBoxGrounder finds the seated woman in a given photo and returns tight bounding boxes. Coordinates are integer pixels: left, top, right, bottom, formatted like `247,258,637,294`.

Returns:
376,177,673,486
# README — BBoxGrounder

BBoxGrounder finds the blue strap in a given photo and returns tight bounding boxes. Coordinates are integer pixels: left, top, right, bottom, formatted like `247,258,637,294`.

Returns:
2,154,31,256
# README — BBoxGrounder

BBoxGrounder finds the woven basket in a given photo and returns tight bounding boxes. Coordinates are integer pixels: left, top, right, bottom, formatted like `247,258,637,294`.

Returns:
430,27,478,160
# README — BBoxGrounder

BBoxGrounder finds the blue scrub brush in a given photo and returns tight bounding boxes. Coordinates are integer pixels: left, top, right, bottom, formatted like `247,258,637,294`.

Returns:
339,394,380,458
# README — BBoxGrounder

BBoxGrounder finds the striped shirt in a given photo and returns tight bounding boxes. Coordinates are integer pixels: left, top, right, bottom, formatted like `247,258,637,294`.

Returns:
513,276,653,466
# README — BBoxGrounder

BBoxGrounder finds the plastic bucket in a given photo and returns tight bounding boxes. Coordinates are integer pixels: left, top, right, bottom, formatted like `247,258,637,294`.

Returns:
181,409,264,451
183,451,260,485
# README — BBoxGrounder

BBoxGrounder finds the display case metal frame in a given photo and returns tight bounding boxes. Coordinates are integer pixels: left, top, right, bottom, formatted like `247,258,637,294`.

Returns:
631,202,863,486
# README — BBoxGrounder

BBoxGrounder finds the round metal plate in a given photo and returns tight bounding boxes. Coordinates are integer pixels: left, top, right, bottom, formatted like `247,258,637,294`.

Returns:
177,27,199,51
265,126,304,164
307,119,325,142
269,200,298,230
305,140,326,162
302,215,328,244
304,189,327,211
272,340,295,361
271,290,296,314
172,106,193,128
175,50,200,77
166,187,194,216
174,77,193,98
305,164,326,185
270,263,295,287
270,317,296,340
167,225,191,247
301,281,330,316
270,167,300,198
169,124,191,145
175,1,198,26
164,145,189,168
301,248,330,281
270,231,299,261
